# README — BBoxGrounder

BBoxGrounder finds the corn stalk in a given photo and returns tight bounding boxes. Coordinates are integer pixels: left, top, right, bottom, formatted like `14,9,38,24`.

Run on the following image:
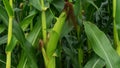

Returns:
3,0,14,68
40,0,48,67
113,0,120,55
40,0,67,68
41,0,47,44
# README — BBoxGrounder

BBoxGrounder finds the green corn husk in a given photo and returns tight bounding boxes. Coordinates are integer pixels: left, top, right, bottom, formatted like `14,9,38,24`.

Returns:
46,11,67,58
45,11,67,68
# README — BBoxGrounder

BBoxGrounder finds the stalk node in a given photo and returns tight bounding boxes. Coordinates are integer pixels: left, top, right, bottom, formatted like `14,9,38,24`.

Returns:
42,7,48,11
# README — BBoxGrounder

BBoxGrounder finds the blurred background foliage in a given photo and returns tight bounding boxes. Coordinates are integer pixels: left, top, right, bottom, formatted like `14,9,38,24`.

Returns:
0,0,118,68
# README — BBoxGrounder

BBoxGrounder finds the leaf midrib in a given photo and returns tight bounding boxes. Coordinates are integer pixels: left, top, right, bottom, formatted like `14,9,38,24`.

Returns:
92,59,100,68
89,25,113,68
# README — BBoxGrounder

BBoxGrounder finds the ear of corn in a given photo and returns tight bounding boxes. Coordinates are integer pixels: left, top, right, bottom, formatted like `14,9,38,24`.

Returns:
44,11,66,68
39,1,67,68
1,0,120,68
46,11,67,58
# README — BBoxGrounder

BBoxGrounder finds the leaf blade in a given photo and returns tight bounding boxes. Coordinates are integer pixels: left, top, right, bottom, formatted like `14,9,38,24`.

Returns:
84,55,105,68
84,21,120,68
3,0,13,16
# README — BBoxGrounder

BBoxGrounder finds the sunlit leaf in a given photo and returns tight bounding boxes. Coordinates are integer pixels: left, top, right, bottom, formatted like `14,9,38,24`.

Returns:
84,55,105,68
84,21,120,68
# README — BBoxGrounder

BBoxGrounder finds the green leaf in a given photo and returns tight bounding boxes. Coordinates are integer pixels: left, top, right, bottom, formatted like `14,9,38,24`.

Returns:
51,0,64,12
46,9,54,27
3,0,14,16
84,21,120,68
0,54,6,68
74,0,81,16
84,55,105,68
114,0,120,56
5,35,17,52
78,48,84,68
12,20,38,68
27,17,41,46
20,10,38,30
17,51,27,68
0,5,8,25
60,21,73,38
63,46,79,68
115,0,120,39
86,0,99,10
0,24,5,34
0,6,38,68
47,0,53,3
18,16,42,67
0,35,7,45
29,0,42,11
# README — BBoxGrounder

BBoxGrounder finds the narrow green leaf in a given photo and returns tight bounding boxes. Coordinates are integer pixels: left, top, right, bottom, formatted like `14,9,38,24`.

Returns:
0,54,6,68
51,0,64,12
84,55,105,68
47,0,53,3
63,46,80,68
17,51,27,68
46,9,54,27
74,0,81,16
0,5,8,25
0,35,7,45
84,21,120,68
114,0,120,44
0,24,5,33
115,0,120,38
3,0,13,16
12,20,38,68
78,48,83,68
115,0,120,56
0,6,38,68
20,10,38,30
27,19,41,46
0,4,37,67
5,35,17,52
60,21,73,38
29,0,42,11
86,0,99,10
18,17,41,68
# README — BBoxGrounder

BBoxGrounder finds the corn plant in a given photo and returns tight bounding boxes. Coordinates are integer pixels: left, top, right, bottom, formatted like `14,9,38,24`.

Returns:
0,0,120,68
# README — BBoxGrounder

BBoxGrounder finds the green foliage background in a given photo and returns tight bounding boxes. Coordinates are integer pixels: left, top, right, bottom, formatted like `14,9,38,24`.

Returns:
1,0,120,68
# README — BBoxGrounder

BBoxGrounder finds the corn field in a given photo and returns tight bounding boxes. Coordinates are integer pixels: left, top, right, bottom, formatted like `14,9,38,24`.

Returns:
0,0,120,68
